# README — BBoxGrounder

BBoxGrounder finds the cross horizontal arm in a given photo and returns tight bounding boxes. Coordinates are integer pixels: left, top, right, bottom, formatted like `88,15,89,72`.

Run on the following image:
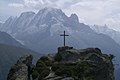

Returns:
60,35,69,36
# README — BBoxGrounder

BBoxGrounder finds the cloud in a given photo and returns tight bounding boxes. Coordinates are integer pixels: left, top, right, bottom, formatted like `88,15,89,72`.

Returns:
8,0,80,10
8,3,24,8
63,0,120,31
64,0,108,23
104,13,120,31
23,0,45,9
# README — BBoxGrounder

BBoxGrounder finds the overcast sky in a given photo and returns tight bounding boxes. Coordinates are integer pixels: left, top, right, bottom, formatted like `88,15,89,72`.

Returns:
0,0,120,31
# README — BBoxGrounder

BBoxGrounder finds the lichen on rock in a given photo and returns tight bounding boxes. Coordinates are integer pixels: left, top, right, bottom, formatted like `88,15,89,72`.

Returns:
7,46,115,80
32,46,115,80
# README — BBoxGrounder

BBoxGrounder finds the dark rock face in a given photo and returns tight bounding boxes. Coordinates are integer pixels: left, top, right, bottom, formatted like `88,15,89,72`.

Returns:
31,46,114,80
7,46,115,80
7,55,33,80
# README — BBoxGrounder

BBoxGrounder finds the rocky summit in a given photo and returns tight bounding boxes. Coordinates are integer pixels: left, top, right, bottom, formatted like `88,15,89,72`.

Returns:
7,46,115,80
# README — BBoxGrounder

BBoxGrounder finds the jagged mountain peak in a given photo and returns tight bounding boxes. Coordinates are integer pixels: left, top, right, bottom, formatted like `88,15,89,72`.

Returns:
20,11,35,18
38,7,64,15
69,13,79,22
1,7,120,57
5,16,15,23
36,7,67,22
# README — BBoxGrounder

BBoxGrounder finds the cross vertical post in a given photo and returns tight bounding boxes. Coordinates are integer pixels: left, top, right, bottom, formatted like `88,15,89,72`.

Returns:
60,31,69,47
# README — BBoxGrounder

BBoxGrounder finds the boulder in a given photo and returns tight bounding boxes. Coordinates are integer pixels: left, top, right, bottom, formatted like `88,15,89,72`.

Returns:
7,55,33,80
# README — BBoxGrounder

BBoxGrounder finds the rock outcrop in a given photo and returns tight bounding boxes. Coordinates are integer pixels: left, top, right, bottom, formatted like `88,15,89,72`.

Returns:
7,46,115,80
32,46,114,80
7,55,33,80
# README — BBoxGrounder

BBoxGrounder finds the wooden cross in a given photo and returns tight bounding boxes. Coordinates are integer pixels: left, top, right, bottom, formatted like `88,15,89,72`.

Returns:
60,31,69,46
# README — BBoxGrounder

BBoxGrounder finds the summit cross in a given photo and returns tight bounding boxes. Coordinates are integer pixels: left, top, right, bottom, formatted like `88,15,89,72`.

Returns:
60,31,69,47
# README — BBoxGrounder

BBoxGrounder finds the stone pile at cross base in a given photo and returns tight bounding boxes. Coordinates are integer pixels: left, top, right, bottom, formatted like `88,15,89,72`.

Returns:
7,46,115,80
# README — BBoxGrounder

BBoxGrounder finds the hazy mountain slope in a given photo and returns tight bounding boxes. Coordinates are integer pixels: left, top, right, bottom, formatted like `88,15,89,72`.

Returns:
0,7,120,56
0,31,24,48
90,25,120,45
0,44,41,80
0,22,2,28
115,68,120,80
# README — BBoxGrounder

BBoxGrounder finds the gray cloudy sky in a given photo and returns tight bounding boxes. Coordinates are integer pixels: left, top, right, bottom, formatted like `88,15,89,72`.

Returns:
0,0,120,31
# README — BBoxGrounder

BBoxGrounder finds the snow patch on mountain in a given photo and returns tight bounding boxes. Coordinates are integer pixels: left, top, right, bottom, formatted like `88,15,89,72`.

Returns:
0,7,120,58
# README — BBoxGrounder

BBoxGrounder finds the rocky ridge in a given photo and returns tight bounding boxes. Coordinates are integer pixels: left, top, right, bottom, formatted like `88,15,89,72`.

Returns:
7,46,115,80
